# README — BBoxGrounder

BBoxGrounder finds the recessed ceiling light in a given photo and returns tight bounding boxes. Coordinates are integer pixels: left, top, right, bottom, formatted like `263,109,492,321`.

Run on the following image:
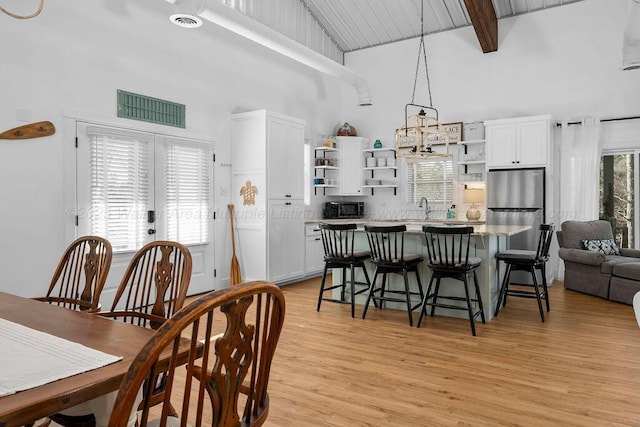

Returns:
169,13,202,28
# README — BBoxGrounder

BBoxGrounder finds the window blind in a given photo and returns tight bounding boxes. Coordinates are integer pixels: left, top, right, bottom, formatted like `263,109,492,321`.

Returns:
406,157,454,204
162,141,211,245
87,127,151,251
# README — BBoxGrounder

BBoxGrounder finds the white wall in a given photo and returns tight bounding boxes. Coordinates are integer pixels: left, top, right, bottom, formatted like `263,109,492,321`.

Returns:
0,0,346,297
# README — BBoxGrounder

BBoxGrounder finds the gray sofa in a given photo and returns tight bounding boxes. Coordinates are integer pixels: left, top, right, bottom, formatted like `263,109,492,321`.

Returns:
557,220,640,305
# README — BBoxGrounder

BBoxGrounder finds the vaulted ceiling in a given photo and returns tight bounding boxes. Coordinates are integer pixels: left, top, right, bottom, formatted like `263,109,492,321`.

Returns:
304,0,583,53
223,0,584,64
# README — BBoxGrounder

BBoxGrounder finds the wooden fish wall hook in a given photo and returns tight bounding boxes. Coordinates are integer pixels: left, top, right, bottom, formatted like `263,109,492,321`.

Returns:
0,121,56,140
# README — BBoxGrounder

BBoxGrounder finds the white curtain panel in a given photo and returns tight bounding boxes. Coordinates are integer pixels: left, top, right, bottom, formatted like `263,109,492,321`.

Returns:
559,118,603,222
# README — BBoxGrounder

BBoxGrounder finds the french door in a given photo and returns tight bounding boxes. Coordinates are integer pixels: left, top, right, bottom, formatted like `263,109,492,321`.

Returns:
75,122,215,307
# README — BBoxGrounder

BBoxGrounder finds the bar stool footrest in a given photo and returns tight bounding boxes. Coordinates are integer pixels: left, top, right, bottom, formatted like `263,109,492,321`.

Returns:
320,297,352,304
506,289,547,298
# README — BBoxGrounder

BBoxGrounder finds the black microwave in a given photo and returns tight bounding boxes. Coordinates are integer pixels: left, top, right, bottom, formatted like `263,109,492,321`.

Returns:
322,202,365,219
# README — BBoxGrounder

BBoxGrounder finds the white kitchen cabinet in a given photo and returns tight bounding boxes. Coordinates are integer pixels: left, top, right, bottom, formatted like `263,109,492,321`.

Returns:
305,224,325,274
485,115,551,169
267,200,305,283
268,116,305,200
337,136,366,196
231,110,306,285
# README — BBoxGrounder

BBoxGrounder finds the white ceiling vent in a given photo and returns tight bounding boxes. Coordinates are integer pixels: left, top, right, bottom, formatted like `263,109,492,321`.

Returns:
623,0,640,71
169,14,202,28
168,0,204,28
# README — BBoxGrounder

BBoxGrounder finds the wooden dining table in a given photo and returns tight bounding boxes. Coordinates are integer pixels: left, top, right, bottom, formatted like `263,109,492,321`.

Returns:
0,291,184,427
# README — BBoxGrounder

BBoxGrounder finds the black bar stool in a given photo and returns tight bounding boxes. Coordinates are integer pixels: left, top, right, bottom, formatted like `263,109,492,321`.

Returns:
362,225,424,326
317,223,372,318
494,224,555,322
419,226,485,336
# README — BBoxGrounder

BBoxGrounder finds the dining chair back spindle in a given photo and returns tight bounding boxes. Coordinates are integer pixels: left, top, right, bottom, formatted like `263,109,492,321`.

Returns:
35,236,112,313
108,281,286,427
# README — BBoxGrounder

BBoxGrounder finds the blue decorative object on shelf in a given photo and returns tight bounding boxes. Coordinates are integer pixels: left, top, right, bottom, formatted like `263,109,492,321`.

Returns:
374,139,382,149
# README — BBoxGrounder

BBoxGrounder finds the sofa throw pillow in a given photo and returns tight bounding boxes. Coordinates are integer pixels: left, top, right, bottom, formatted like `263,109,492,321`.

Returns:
581,239,621,256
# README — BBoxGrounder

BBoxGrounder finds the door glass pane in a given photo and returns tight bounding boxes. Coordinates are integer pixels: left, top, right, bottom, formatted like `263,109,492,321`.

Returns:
600,154,634,248
162,141,212,245
85,126,152,251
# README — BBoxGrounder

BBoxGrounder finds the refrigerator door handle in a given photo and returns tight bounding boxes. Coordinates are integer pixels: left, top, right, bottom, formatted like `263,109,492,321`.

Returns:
488,208,540,212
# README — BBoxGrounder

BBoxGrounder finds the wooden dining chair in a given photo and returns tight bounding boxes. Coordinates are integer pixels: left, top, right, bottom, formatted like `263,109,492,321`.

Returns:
107,281,286,427
98,240,193,414
34,236,112,313
98,240,193,329
49,240,192,427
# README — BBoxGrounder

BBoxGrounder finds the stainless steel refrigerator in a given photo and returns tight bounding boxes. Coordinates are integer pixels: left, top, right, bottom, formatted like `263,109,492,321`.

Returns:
487,167,545,284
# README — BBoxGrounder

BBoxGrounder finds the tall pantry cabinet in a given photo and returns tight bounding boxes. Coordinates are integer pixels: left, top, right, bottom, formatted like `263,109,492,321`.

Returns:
231,110,306,284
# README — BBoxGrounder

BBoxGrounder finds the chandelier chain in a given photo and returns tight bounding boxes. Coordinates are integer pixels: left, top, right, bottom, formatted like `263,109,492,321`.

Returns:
0,0,44,19
410,0,433,107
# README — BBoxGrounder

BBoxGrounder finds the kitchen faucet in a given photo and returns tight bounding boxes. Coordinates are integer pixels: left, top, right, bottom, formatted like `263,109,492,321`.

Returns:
419,197,432,219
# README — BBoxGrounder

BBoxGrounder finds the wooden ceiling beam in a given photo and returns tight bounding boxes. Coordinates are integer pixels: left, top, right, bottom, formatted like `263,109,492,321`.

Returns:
463,0,498,53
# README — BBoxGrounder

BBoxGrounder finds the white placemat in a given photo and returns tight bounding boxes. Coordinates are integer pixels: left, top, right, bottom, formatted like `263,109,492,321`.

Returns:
0,318,123,397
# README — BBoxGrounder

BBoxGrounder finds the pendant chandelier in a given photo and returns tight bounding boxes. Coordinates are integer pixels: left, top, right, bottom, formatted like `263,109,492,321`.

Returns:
396,0,449,158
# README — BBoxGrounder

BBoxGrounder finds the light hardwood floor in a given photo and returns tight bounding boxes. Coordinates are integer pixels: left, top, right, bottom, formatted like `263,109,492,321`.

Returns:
255,276,640,427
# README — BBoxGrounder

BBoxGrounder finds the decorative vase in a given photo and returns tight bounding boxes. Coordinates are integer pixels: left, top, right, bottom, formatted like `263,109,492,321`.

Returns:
374,139,382,148
337,122,357,136
466,204,481,221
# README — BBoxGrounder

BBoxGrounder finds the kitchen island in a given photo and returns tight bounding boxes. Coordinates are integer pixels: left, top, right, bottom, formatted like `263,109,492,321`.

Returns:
307,219,531,323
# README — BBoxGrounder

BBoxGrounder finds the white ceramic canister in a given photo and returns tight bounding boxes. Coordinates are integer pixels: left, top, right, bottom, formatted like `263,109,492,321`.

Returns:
366,157,376,167
377,157,386,167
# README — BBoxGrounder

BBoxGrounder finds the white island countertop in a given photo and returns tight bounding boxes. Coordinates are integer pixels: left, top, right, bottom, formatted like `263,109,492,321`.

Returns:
306,219,530,237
